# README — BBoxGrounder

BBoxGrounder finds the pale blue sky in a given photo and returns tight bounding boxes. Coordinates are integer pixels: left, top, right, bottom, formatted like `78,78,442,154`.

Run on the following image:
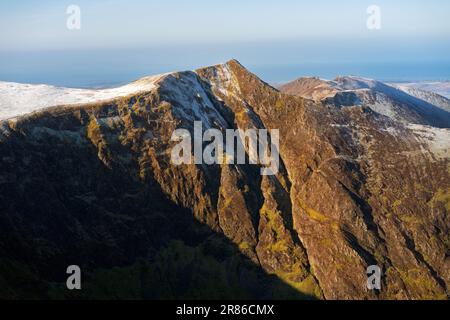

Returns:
1,0,450,50
0,0,449,85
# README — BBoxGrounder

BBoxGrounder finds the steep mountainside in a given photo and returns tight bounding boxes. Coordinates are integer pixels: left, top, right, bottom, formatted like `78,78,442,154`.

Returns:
0,60,449,299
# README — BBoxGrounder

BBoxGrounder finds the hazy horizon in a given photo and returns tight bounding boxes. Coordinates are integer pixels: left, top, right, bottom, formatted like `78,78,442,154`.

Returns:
1,0,449,87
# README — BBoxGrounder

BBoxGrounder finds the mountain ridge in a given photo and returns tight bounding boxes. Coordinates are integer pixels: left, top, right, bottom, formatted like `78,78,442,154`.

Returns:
0,60,449,299
279,75,450,128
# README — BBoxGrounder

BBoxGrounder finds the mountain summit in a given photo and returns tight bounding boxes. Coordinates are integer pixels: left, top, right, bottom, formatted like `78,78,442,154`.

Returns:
0,60,449,299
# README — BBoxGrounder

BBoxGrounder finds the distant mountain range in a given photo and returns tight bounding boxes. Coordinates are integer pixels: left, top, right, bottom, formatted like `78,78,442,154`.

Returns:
0,60,449,300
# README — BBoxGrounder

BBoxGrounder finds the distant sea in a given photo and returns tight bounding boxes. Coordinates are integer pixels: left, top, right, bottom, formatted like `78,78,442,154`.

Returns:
0,48,449,88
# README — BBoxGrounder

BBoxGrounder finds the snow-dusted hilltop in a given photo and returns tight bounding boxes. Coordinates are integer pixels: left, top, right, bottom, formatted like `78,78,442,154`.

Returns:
279,75,450,128
0,74,167,120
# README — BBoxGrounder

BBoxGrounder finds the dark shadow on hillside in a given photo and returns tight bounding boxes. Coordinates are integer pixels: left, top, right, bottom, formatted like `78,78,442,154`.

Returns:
0,110,316,300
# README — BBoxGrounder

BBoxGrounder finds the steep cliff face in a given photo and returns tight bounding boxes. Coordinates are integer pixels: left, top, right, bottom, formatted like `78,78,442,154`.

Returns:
0,60,449,299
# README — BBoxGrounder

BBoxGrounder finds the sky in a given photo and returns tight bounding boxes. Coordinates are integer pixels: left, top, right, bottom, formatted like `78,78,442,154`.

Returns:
0,0,449,86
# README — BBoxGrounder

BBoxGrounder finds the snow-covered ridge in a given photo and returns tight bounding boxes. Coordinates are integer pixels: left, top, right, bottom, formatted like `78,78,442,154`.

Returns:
390,84,450,113
280,75,450,128
407,123,450,160
0,74,167,120
390,81,450,99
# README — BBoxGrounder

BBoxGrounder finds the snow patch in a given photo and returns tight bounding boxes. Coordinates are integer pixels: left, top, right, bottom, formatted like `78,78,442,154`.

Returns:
408,123,450,160
161,72,228,129
199,63,241,100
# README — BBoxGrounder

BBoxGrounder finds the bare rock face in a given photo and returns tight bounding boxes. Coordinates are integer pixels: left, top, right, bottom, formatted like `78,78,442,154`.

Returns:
0,60,449,299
